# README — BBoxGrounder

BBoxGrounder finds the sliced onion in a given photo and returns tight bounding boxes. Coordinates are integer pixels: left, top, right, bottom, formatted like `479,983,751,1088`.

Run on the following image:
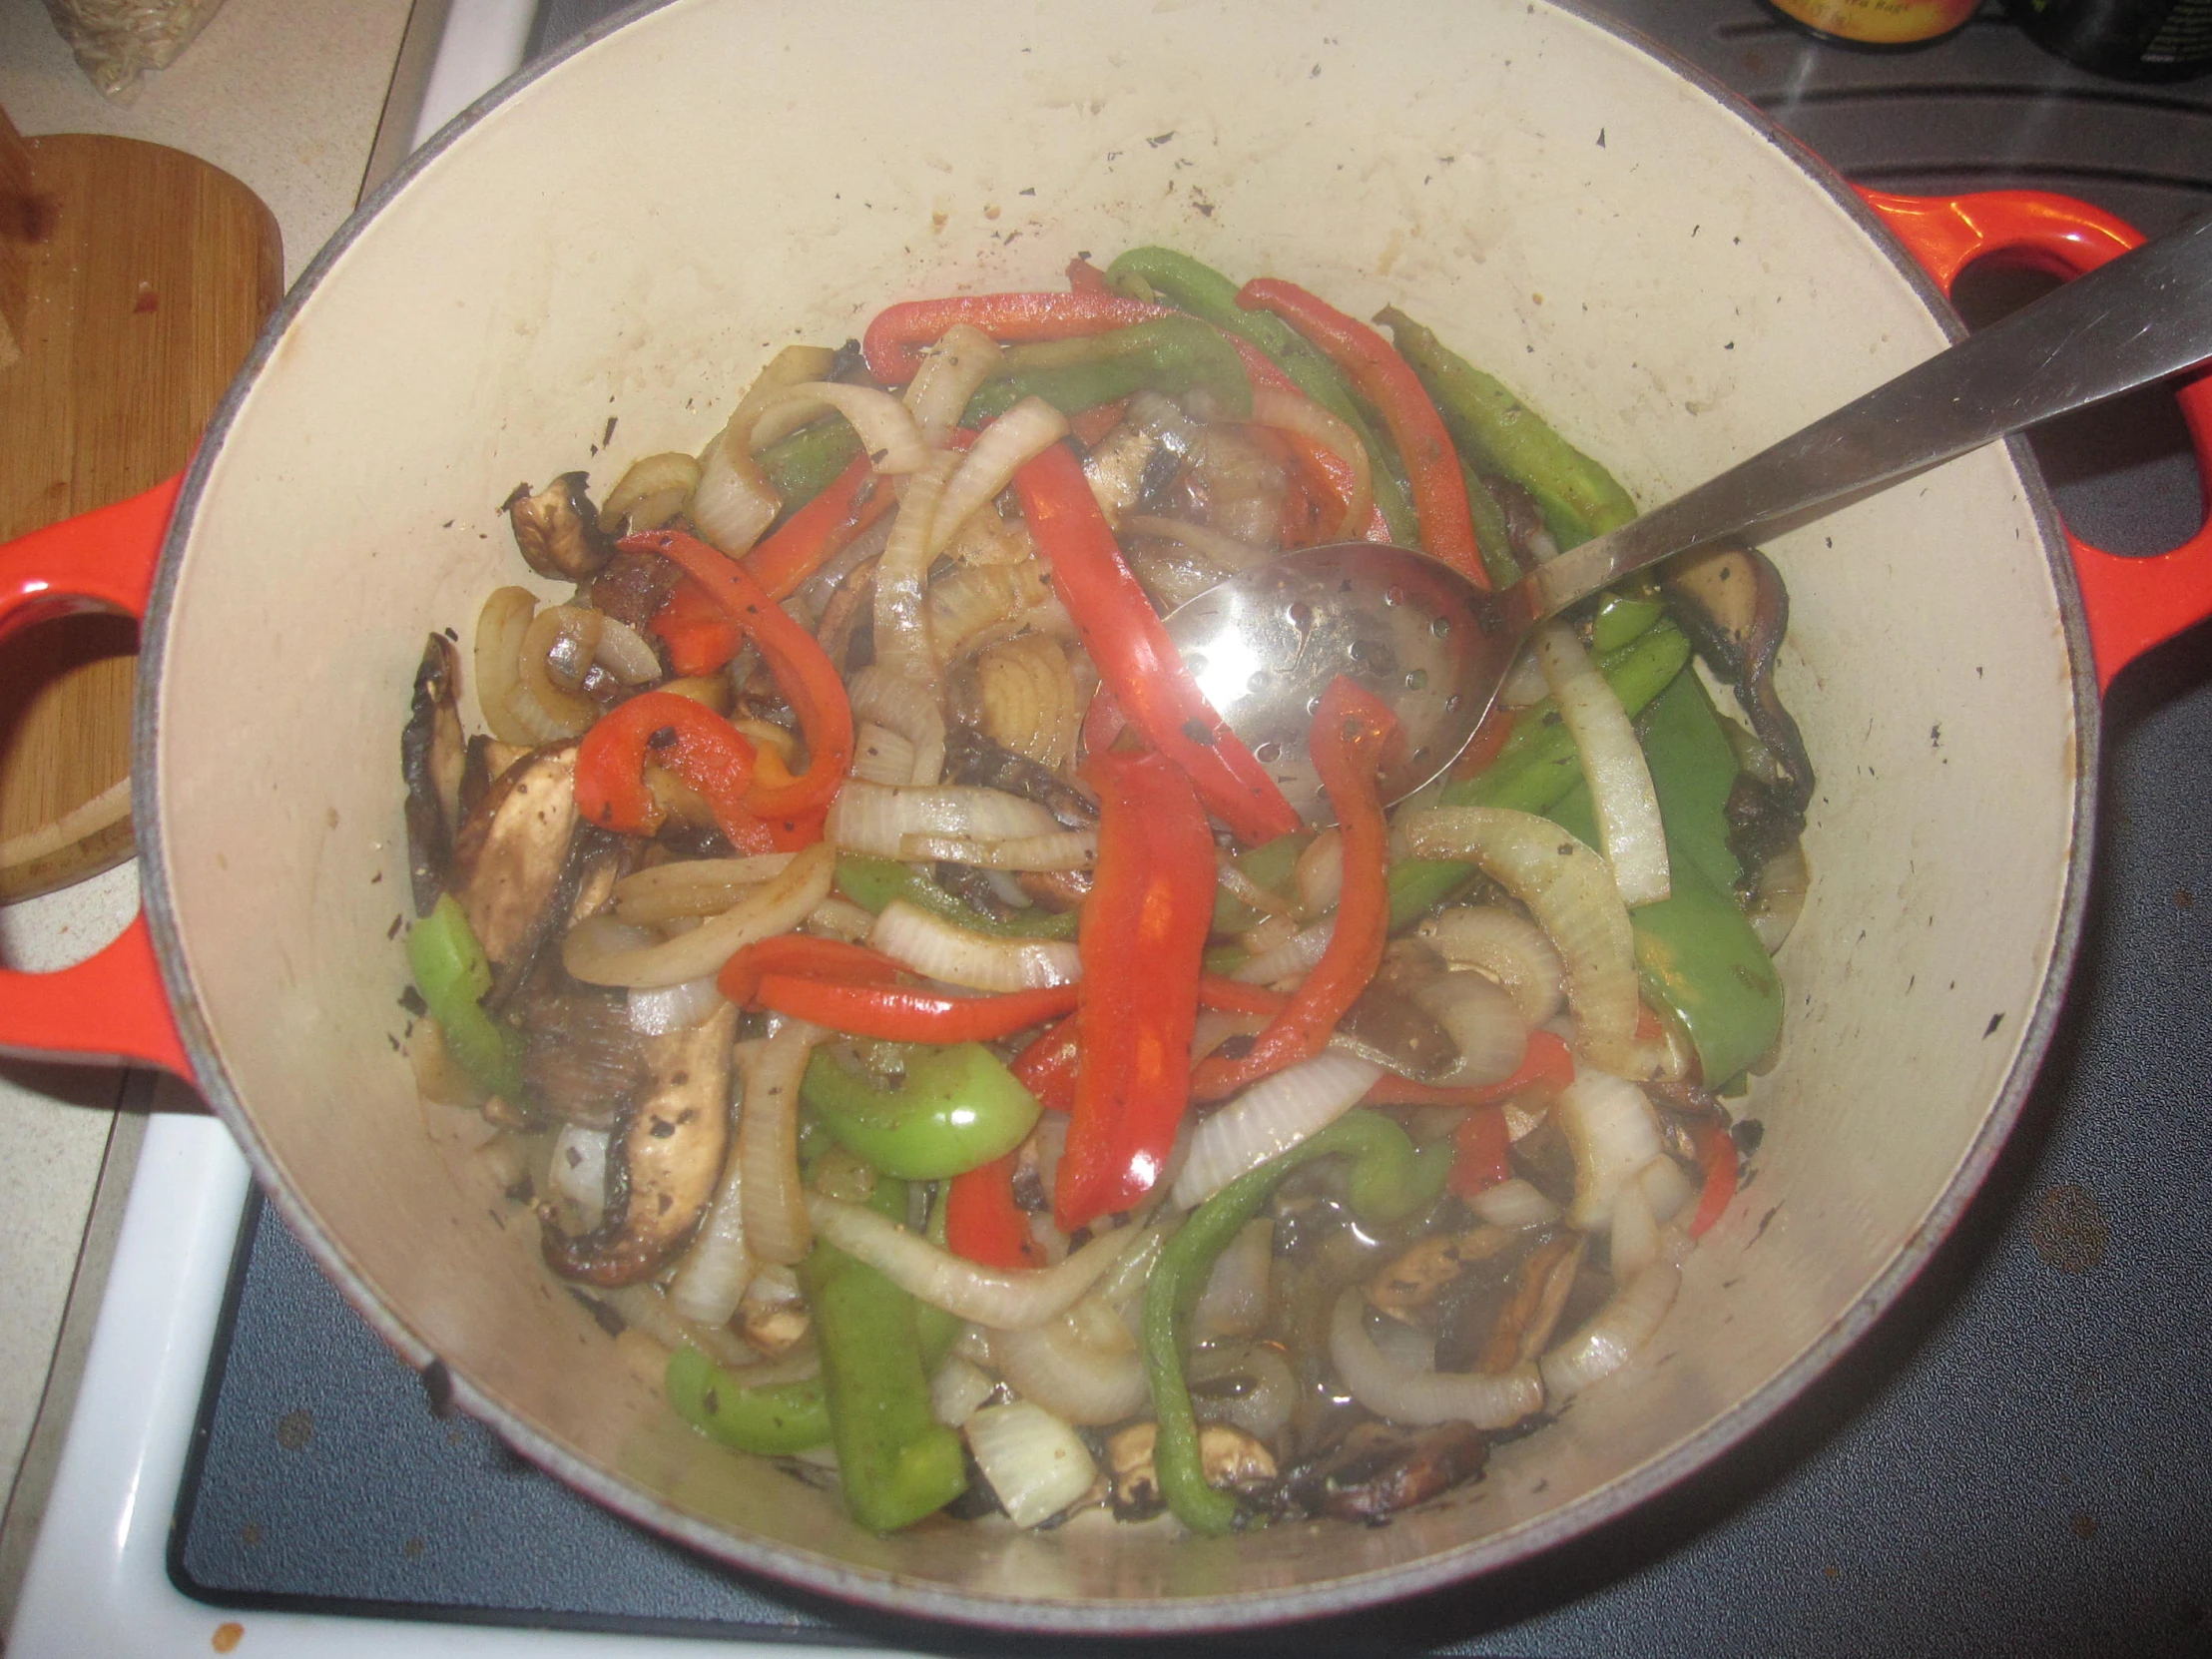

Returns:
804,896,879,943
563,840,834,987
1330,1289,1544,1428
1608,1169,1660,1281
1405,808,1644,1076
804,1194,1139,1328
667,1125,753,1328
925,399,1070,563
598,1283,763,1379
941,499,1033,567
509,605,602,738
1534,621,1669,907
1119,514,1275,574
1171,1052,1383,1211
1190,1218,1273,1343
1748,841,1810,955
1295,829,1345,920
1186,1340,1297,1442
690,439,781,556
1552,1067,1665,1231
1497,645,1549,710
845,665,950,785
751,382,929,474
964,1400,1098,1528
1190,1007,1269,1064
736,1021,824,1267
872,447,960,683
826,779,1062,858
851,722,916,787
1470,1177,1563,1230
590,614,663,685
597,450,702,536
974,632,1082,774
899,830,1097,872
472,586,541,745
925,559,1059,667
990,1297,1149,1425
1639,1152,1697,1229
1412,972,1528,1086
627,976,728,1035
904,323,1004,448
1539,1258,1680,1400
548,1124,609,1218
1231,916,1333,986
1249,385,1372,539
867,899,1079,992
1217,849,1295,919
929,1354,999,1429
1417,905,1566,1027
613,854,797,925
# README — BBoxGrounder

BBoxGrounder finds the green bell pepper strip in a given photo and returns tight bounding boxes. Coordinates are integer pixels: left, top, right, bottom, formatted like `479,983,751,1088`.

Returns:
1462,461,1523,592
405,895,525,1101
800,1042,1041,1181
1634,670,1744,894
1591,590,1667,656
1103,247,1418,544
1377,307,1639,551
834,853,1077,941
1210,830,1312,934
1383,621,1692,929
799,1239,969,1532
665,1346,830,1454
1143,1110,1447,1535
962,316,1252,425
759,417,863,518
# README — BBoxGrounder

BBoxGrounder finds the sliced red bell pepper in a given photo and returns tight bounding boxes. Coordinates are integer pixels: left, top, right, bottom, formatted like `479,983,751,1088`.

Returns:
1014,443,1299,844
717,935,903,1007
1447,1104,1511,1199
651,577,744,677
1065,257,1113,296
624,529,854,824
1194,974,1289,1019
1067,396,1129,448
1009,1014,1080,1113
575,691,758,846
1450,703,1519,780
862,292,1170,384
1190,676,1397,1100
1055,749,1216,1233
1236,278,1484,586
743,455,895,602
754,976,1079,1043
946,1152,1046,1272
1689,1118,1739,1238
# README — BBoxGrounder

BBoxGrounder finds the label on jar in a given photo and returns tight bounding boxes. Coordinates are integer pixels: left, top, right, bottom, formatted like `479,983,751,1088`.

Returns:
1767,0,1980,43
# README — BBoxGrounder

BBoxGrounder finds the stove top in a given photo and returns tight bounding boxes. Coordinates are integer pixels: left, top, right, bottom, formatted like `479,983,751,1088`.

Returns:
11,3,2210,1654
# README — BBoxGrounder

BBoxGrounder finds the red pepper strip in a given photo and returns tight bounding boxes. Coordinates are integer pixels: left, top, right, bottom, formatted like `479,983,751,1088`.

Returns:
862,292,1170,384
1195,975,1289,1018
1689,1119,1739,1238
947,1152,1046,1271
1014,444,1300,844
744,455,895,602
1055,750,1217,1232
1010,1014,1081,1113
650,577,745,677
1190,677,1397,1100
625,530,854,821
1451,704,1519,780
575,691,758,846
1360,1030,1577,1111
717,935,903,1007
755,976,1079,1044
1067,396,1129,448
1081,685,1129,759
1236,278,1485,588
1447,1105,1512,1199
1065,257,1113,295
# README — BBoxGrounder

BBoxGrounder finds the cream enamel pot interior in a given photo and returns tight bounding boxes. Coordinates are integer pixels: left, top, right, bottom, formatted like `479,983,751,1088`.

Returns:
5,0,2212,1633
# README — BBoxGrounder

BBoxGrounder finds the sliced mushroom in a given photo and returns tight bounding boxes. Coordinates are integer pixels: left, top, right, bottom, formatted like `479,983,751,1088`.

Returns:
541,1002,738,1287
1330,984,1461,1084
401,634,469,917
504,472,617,582
814,554,879,677
942,726,1097,827
1083,390,1197,526
505,962,650,1131
586,546,685,639
1473,1232,1585,1375
1366,1228,1520,1325
1286,1419,1488,1523
1484,474,1559,575
1015,868,1092,912
1104,1420,1278,1522
447,742,580,1002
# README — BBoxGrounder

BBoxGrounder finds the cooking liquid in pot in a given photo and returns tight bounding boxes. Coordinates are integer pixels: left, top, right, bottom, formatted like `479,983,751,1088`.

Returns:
395,255,1813,1538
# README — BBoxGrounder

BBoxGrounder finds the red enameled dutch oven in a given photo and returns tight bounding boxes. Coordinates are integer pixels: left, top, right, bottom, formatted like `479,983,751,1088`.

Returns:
2,0,2209,1633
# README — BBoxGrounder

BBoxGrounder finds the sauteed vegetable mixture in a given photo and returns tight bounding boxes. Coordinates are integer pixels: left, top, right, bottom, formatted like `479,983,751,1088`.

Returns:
399,250,1814,1535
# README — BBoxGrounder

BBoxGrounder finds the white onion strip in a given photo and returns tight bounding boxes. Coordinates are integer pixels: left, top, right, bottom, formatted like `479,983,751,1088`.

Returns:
1232,916,1333,986
1417,905,1566,1027
666,1125,754,1327
926,397,1070,558
472,586,539,745
898,830,1097,872
692,344,836,554
1330,1290,1545,1428
735,1021,824,1267
1170,1052,1382,1211
826,779,1061,859
872,448,960,685
1405,808,1644,1076
867,899,1080,992
1413,972,1528,1086
1295,829,1345,920
1533,621,1670,907
1552,1068,1666,1231
1539,1258,1681,1400
851,722,917,787
904,323,1003,448
613,854,798,925
1470,1177,1563,1230
804,1195,1139,1328
989,1299,1150,1425
845,665,950,786
562,841,834,988
751,382,930,474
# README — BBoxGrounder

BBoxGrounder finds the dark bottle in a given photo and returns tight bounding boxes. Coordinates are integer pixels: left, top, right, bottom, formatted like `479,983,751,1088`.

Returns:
2004,0,2212,80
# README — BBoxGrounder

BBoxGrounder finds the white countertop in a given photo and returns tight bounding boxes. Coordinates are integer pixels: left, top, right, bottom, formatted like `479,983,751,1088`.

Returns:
0,0,417,1621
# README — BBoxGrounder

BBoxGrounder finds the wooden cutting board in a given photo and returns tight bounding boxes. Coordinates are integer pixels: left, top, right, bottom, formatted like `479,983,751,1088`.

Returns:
0,106,280,900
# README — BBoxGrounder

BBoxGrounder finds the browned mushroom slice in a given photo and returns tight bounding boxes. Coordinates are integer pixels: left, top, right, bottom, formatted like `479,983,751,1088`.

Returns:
504,472,617,582
1330,983,1460,1084
814,554,878,678
1483,474,1559,577
1288,1419,1488,1523
1103,1420,1277,1522
506,963,650,1131
447,743,580,1003
942,727,1098,827
541,1003,737,1287
401,634,468,917
1473,1232,1585,1375
1365,1227,1519,1325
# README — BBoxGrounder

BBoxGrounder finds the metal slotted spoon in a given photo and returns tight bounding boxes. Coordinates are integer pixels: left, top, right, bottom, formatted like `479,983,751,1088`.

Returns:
1162,209,2212,823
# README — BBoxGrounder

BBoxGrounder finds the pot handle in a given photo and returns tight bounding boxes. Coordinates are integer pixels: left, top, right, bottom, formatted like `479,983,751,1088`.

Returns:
1858,188,2212,693
0,475,193,1077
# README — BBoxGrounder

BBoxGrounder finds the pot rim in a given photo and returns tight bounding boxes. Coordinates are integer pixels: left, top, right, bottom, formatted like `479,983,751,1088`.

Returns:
128,0,2102,1632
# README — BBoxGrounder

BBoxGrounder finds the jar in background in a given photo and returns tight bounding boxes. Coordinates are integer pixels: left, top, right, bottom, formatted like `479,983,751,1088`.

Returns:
1760,0,1980,47
2004,0,2212,80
